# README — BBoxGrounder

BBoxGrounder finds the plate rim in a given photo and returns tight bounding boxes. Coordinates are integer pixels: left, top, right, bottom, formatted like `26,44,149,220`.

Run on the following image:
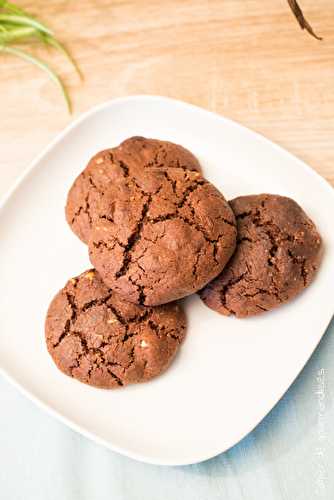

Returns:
1,94,333,466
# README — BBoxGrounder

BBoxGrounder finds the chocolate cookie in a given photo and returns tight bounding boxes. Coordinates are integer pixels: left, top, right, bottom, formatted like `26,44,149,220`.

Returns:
65,137,201,243
199,194,322,318
88,167,237,306
45,269,186,389
117,136,201,172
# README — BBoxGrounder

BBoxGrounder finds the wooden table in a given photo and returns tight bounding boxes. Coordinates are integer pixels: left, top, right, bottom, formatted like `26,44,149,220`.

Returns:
1,0,334,198
1,3,334,499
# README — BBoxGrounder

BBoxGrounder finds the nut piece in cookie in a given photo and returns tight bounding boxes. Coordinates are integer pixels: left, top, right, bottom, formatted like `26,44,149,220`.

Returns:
88,168,237,306
65,137,201,244
45,270,186,389
199,194,322,318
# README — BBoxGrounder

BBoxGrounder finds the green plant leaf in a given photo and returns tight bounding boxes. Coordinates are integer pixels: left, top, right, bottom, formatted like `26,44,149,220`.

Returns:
42,34,83,80
0,13,53,36
0,45,72,112
1,2,25,15
0,25,36,43
0,2,81,113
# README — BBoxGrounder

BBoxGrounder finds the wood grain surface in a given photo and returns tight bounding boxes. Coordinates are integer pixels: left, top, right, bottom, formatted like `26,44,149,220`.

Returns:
0,0,334,196
1,4,334,499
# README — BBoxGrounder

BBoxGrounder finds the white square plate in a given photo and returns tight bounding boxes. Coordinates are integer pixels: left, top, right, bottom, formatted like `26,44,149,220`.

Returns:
1,96,333,465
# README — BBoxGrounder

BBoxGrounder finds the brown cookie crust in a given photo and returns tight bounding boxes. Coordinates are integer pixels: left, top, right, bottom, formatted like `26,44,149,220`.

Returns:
65,137,201,243
117,136,201,172
199,194,322,318
88,167,236,306
45,270,186,389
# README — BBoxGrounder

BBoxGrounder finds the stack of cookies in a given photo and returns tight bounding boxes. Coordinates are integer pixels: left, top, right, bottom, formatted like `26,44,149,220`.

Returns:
45,137,322,389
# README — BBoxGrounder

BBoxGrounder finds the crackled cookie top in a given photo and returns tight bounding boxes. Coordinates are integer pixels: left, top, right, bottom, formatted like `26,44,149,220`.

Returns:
199,194,322,318
45,270,186,389
65,137,201,243
117,136,201,172
88,167,237,306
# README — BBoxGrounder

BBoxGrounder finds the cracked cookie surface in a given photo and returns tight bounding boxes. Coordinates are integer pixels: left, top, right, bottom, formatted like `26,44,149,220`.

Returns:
45,269,186,389
88,167,237,305
65,137,201,243
117,136,201,172
199,194,322,318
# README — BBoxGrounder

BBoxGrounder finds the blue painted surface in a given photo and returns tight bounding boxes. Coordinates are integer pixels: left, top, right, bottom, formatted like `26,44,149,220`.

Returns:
1,319,333,500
